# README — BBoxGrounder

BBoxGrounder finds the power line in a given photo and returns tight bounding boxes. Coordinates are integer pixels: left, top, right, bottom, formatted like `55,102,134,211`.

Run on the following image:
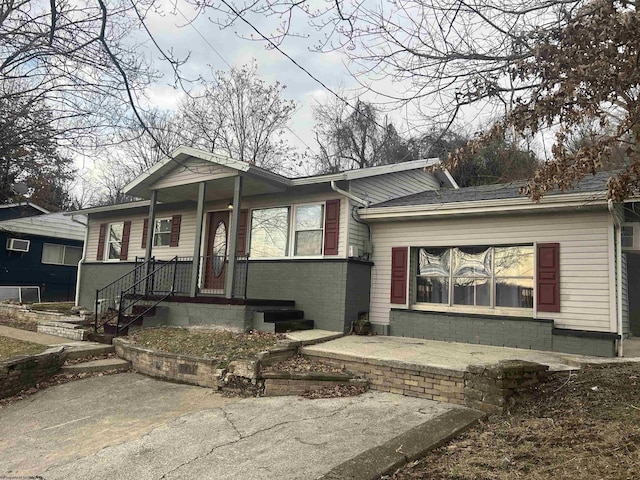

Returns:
174,4,232,69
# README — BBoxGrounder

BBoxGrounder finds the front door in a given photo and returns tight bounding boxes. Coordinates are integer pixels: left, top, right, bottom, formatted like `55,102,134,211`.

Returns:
204,211,229,292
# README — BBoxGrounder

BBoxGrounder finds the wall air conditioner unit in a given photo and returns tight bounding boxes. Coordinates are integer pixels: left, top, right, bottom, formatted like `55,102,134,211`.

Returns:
621,223,640,252
6,238,30,253
348,245,363,258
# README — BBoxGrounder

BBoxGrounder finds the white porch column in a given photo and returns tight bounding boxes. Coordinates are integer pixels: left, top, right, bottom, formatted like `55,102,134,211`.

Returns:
190,181,207,297
225,175,243,298
143,190,158,295
144,189,158,261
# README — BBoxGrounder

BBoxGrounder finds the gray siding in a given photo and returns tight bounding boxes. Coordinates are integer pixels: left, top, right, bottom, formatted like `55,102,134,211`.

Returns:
347,170,440,254
349,170,440,205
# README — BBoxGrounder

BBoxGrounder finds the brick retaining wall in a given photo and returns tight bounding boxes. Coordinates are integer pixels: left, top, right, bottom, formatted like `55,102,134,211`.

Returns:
0,347,67,399
262,371,368,396
301,352,466,405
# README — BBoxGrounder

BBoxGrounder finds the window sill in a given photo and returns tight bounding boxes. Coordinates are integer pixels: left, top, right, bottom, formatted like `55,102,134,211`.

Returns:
410,303,534,318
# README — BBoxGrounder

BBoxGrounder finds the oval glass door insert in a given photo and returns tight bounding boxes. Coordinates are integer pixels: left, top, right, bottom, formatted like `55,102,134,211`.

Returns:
213,221,227,276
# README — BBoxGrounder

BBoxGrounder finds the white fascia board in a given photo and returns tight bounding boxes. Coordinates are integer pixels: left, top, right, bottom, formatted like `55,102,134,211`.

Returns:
359,191,609,220
291,158,441,186
123,146,290,196
0,202,50,214
64,200,151,216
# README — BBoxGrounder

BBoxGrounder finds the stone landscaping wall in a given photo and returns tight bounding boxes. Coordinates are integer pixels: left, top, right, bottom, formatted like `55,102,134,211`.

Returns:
0,347,66,399
464,360,550,414
113,339,223,389
301,352,466,405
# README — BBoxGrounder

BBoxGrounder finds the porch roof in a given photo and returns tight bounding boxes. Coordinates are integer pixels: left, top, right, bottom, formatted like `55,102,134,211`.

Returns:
121,146,456,203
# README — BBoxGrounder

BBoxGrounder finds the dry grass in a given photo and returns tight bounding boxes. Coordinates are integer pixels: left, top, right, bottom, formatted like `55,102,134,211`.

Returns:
387,363,640,480
0,336,47,360
128,327,285,368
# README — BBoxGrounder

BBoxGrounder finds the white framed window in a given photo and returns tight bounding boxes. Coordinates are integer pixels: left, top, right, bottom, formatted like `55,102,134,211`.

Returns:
249,207,290,258
42,243,83,266
106,223,123,260
153,218,172,247
293,204,324,256
415,245,534,309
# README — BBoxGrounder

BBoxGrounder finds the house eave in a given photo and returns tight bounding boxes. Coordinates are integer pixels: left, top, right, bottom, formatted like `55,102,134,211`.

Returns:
359,191,609,220
290,158,443,186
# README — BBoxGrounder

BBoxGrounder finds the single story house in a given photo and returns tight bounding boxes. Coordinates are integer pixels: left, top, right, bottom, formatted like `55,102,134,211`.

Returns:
0,211,87,302
73,146,633,357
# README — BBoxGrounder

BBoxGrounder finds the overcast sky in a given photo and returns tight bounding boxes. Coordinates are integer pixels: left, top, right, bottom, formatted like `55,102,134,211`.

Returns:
131,0,369,165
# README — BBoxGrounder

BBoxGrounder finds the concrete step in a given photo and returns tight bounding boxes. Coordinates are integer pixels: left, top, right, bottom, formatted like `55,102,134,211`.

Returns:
63,342,115,360
274,319,314,333
262,310,305,322
87,332,116,344
37,323,88,341
61,358,131,374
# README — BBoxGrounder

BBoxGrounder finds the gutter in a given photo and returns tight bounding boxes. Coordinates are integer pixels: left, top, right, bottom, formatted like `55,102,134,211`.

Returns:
608,199,624,357
330,180,370,207
360,191,609,220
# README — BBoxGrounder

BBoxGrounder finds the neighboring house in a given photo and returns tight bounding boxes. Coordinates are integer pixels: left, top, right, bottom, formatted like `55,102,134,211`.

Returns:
73,146,455,335
0,212,87,302
0,202,50,221
359,172,630,358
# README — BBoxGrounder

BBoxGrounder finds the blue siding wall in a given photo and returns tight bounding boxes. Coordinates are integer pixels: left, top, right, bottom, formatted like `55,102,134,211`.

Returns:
0,233,83,302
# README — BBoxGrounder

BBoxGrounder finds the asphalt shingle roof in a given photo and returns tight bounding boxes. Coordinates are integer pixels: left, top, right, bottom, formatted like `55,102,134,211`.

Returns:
372,171,612,208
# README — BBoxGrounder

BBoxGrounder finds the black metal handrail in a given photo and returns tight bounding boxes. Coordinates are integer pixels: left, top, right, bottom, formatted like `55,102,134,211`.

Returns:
115,256,179,335
94,257,153,332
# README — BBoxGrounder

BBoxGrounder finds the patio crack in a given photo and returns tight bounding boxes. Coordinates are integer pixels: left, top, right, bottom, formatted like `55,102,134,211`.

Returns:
157,404,350,479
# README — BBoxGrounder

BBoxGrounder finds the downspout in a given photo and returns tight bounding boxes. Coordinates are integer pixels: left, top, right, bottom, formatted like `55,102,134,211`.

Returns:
330,180,370,207
330,180,372,258
608,199,624,357
75,218,90,307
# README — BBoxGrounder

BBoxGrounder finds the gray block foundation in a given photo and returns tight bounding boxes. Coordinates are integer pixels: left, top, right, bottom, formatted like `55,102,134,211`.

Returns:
390,309,618,357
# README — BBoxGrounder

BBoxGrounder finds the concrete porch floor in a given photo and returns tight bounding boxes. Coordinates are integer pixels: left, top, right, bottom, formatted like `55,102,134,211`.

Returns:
300,335,635,373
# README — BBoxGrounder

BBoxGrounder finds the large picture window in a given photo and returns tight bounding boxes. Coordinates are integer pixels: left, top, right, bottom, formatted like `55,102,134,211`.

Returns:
250,207,290,258
42,244,83,266
415,245,534,309
106,223,123,260
293,204,324,256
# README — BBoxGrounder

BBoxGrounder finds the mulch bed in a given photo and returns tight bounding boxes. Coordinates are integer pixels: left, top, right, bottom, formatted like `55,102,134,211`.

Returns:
264,354,347,374
128,327,286,368
386,362,640,480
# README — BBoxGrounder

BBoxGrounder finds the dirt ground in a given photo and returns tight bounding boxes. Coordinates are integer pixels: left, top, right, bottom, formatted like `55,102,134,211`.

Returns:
387,362,640,480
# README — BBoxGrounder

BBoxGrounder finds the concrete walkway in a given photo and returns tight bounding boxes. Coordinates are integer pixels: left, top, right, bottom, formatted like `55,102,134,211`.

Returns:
302,335,603,372
0,325,112,358
0,373,480,480
0,325,70,345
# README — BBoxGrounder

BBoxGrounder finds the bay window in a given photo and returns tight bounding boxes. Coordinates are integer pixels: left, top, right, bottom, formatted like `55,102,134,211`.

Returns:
415,245,534,309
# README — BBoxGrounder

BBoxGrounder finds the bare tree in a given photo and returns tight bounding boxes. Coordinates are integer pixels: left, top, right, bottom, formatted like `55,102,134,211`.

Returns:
313,97,418,172
179,62,297,171
0,0,175,151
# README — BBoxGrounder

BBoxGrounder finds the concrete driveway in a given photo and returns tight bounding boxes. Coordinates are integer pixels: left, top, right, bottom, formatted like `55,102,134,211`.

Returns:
0,373,467,480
